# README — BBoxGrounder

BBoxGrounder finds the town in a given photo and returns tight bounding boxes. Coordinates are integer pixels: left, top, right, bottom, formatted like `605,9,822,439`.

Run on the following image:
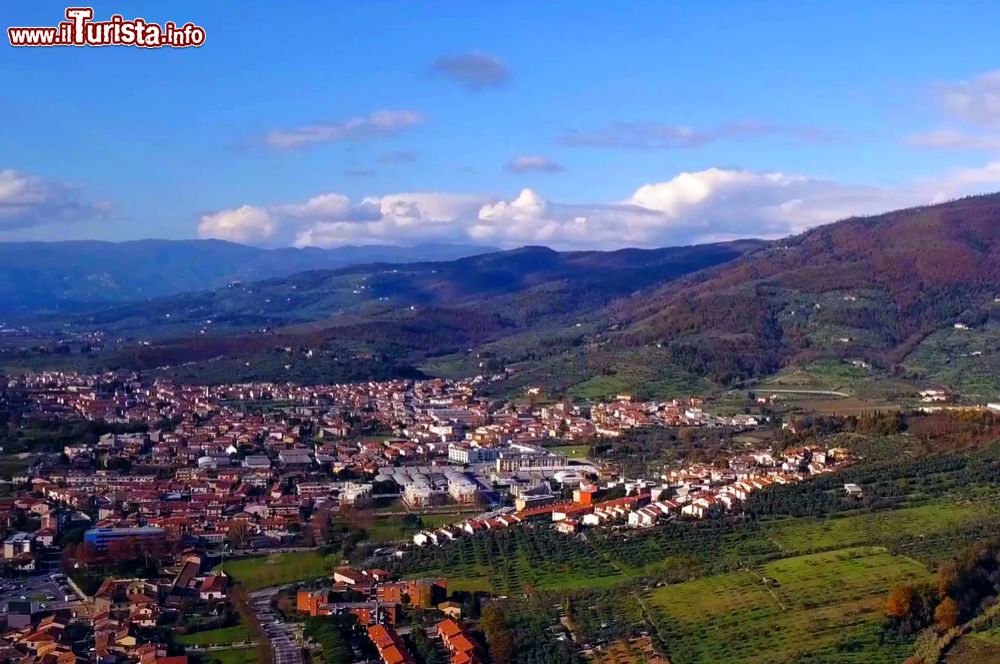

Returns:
0,368,859,664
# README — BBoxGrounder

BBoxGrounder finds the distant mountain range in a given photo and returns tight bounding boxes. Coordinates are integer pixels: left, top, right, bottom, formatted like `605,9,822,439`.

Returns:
11,194,1000,398
31,239,764,386
76,240,765,333
0,239,494,313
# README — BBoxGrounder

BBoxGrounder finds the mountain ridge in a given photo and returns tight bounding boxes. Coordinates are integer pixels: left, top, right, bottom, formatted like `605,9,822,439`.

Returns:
0,239,496,313
608,194,1000,385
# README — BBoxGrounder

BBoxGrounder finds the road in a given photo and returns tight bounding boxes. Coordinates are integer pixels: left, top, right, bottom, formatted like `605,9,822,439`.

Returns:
749,388,850,397
250,586,303,664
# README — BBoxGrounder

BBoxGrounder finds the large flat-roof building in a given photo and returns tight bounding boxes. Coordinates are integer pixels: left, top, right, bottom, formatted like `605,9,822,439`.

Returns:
84,526,166,551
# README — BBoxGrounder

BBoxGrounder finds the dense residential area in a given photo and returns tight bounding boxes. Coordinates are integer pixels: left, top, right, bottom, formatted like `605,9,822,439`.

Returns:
3,361,1000,663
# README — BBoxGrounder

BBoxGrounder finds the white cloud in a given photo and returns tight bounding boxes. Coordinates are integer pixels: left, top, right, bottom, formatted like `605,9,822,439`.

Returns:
264,110,424,149
0,168,108,231
906,127,1000,152
291,193,483,247
937,70,1000,126
910,71,1000,153
275,193,374,221
196,163,1000,249
930,161,1000,197
198,205,276,243
507,155,565,173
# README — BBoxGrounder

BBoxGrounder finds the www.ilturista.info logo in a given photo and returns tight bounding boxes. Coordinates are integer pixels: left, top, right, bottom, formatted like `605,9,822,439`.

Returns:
8,7,206,48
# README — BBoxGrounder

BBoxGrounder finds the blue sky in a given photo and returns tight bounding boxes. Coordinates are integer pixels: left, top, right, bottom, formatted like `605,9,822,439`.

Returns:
4,1,1000,248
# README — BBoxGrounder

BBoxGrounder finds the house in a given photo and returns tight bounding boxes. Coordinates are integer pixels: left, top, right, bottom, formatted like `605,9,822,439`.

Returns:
333,567,371,589
368,624,413,664
198,574,229,601
413,530,439,547
555,519,579,535
681,494,721,519
844,483,863,498
437,619,483,664
438,601,463,619
627,505,661,528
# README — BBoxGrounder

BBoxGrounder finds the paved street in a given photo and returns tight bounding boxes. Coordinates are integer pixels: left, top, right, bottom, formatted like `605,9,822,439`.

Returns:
250,587,303,664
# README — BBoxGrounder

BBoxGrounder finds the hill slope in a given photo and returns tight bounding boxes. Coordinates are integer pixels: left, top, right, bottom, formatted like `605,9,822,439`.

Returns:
611,194,1000,386
0,239,493,313
24,240,764,384
76,240,765,333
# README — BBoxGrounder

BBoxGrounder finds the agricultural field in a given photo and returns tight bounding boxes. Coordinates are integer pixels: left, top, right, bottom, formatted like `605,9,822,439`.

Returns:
783,396,902,416
215,551,337,591
178,624,253,647
591,518,777,575
397,526,624,594
761,501,987,554
904,323,1000,401
645,547,932,664
587,635,669,664
754,358,916,404
761,358,872,392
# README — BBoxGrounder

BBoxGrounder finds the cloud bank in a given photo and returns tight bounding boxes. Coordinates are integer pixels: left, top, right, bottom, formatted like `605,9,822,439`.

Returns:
0,168,108,231
196,163,1000,249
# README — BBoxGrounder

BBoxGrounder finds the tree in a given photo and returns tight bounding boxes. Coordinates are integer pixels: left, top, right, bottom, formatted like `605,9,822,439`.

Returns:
936,561,958,596
311,506,331,544
885,585,916,619
303,616,352,664
410,627,441,664
228,521,252,549
481,603,515,664
935,597,960,631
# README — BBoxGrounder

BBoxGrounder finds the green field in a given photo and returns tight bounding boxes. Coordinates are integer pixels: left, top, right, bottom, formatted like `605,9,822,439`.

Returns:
646,547,932,664
406,562,495,594
364,512,464,542
754,357,917,403
199,647,262,664
762,501,986,554
179,625,253,647
568,375,630,400
548,445,590,458
215,551,337,591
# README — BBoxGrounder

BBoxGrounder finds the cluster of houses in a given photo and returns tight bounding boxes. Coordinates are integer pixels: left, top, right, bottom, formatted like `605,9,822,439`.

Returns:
294,565,481,664
411,445,853,544
0,552,227,663
591,394,760,434
365,618,483,664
